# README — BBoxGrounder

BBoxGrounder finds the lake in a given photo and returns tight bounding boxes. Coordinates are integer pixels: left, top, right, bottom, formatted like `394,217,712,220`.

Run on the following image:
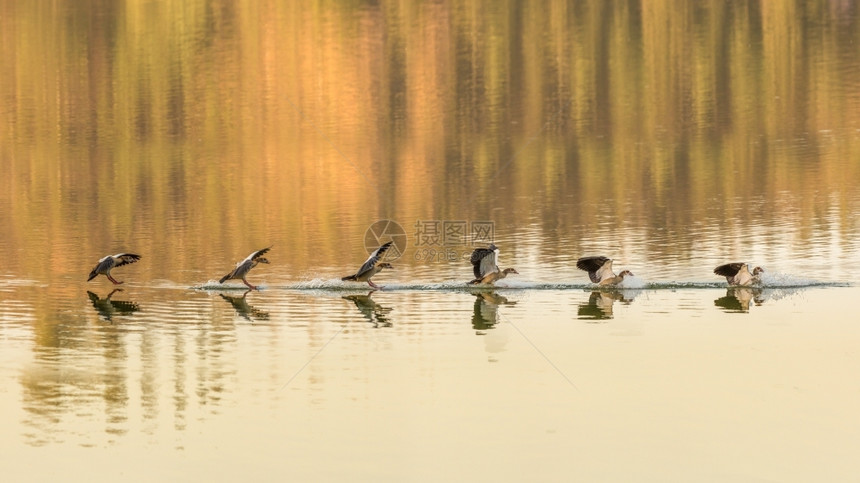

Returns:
2,1,860,481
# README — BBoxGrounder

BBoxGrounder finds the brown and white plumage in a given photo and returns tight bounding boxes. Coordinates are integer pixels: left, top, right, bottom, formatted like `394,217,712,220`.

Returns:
713,262,764,286
219,246,272,290
342,242,394,289
468,244,518,285
575,256,634,286
87,253,142,285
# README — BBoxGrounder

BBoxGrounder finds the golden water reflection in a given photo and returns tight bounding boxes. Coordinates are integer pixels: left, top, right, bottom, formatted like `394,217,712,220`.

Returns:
1,1,859,283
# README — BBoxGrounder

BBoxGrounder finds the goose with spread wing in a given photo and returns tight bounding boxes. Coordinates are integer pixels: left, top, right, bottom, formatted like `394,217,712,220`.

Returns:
575,256,634,286
713,262,764,286
342,241,394,289
468,244,518,285
87,253,142,285
219,246,272,290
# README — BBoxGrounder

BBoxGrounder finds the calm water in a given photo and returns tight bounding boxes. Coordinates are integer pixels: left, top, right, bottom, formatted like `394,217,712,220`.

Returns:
2,1,860,481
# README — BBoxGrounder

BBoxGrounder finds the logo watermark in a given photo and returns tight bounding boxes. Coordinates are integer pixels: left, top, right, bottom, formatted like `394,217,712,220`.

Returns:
364,219,408,260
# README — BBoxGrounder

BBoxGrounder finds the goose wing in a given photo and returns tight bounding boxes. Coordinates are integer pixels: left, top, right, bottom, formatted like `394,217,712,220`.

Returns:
470,248,498,279
241,246,272,265
576,256,611,283
714,263,744,278
354,241,393,278
113,253,142,268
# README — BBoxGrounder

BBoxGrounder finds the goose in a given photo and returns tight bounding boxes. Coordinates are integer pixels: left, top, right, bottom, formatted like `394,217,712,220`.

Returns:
469,244,518,285
713,262,764,286
219,246,272,290
342,241,394,289
575,256,634,286
87,253,142,285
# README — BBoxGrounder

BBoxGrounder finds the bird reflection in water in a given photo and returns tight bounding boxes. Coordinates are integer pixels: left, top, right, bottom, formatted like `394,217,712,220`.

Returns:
470,291,516,360
577,289,640,321
87,289,140,322
714,287,765,313
343,291,393,328
471,291,516,332
220,290,270,322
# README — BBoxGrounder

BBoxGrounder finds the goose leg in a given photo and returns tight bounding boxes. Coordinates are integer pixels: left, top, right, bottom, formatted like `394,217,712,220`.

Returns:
107,274,123,285
242,278,258,290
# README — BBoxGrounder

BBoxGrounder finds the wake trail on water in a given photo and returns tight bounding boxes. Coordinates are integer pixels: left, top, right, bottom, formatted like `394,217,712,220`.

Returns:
191,280,270,291
207,273,845,292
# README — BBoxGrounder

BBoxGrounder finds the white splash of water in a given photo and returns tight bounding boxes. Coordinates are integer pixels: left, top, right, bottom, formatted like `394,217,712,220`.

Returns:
618,275,647,289
757,271,823,287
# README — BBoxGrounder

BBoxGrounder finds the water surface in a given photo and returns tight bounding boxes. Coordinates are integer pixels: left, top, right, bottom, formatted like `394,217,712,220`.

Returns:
2,1,860,481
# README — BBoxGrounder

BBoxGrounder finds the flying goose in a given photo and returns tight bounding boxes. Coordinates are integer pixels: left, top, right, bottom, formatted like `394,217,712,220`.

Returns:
468,244,518,285
87,253,142,285
575,256,634,286
219,246,272,290
342,241,394,289
713,262,764,286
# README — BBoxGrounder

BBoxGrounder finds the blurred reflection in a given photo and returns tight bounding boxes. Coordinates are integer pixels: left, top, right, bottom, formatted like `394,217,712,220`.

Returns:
343,292,393,328
470,292,516,360
471,291,516,332
577,290,640,321
220,290,269,322
714,287,765,313
87,289,140,322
